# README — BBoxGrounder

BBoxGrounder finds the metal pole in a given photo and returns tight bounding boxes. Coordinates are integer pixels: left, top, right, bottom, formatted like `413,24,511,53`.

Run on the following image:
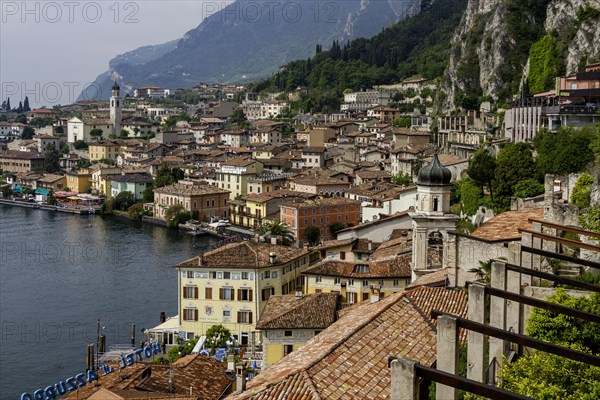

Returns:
96,318,100,371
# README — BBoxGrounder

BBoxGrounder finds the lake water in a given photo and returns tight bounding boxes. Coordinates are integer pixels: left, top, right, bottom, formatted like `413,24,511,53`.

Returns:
0,205,218,399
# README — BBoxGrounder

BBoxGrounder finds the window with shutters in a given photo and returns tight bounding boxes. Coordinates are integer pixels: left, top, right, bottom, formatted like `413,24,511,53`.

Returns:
238,288,253,301
347,292,357,304
205,287,212,300
183,308,198,321
237,310,253,324
261,287,275,301
362,292,370,301
186,271,194,279
183,286,198,299
315,276,322,283
334,278,341,285
220,287,234,301
283,344,294,356
223,272,231,280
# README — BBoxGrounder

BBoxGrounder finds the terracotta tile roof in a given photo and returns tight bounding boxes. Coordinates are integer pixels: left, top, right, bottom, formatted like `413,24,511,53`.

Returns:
470,209,544,242
222,157,260,167
154,183,229,197
110,173,153,184
303,256,411,279
423,154,467,166
256,293,339,330
293,176,350,187
370,236,412,261
65,354,231,400
0,150,45,160
176,241,309,270
406,268,451,289
89,388,196,399
284,197,360,209
227,287,467,400
37,174,65,183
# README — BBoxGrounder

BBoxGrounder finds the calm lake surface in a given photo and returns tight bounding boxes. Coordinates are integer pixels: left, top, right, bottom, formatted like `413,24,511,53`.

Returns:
0,205,218,399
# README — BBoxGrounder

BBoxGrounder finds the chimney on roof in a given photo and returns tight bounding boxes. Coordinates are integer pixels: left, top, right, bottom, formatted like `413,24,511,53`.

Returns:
236,364,247,393
368,241,372,251
198,253,204,267
160,312,166,323
295,288,303,300
269,252,276,264
227,355,235,372
370,284,381,303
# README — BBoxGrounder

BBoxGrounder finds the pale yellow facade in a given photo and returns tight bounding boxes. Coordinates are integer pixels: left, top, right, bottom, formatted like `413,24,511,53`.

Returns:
88,142,122,161
65,170,92,193
217,161,263,200
305,274,409,304
263,331,310,368
177,253,311,344
91,166,121,198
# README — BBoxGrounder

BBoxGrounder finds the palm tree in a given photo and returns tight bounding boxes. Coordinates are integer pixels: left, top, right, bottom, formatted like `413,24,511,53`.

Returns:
259,220,294,246
468,260,492,285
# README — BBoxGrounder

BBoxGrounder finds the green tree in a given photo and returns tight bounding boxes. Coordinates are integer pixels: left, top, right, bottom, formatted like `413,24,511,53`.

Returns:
329,222,346,236
497,289,600,399
303,226,320,245
113,191,135,211
459,179,484,216
580,205,600,233
15,114,27,124
259,220,294,245
127,203,145,219
570,173,594,209
533,127,598,175
230,108,247,125
513,178,544,199
391,118,411,128
21,126,35,140
5,97,10,110
392,173,414,186
119,129,129,139
494,143,537,209
164,204,188,227
89,128,104,141
42,144,61,173
526,288,600,353
205,324,232,352
47,190,57,205
499,347,600,400
23,96,31,112
73,140,88,149
29,117,52,128
467,147,496,200
142,185,155,203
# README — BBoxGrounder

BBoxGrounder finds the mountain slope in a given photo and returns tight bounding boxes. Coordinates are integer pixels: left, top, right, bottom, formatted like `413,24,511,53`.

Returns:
252,0,468,112
80,0,421,100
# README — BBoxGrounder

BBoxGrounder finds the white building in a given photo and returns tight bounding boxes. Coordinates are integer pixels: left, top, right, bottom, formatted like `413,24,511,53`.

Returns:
67,117,113,143
341,90,392,112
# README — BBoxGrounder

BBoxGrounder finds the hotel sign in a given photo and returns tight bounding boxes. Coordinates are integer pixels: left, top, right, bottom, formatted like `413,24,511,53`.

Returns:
20,343,162,400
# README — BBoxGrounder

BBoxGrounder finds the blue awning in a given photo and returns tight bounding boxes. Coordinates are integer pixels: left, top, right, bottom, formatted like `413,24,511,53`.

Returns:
35,189,50,195
14,185,23,193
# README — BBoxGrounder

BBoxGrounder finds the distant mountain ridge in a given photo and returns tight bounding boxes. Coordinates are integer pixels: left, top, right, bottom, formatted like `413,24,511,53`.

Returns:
79,0,422,101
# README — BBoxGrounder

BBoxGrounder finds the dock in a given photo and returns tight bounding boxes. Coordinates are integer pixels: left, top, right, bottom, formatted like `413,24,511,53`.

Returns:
0,198,100,215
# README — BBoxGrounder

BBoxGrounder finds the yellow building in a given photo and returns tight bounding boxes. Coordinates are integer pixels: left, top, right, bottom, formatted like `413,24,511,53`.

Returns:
90,163,121,197
256,292,339,368
65,169,92,193
303,255,412,304
216,157,263,200
175,241,313,345
88,140,122,162
230,190,316,229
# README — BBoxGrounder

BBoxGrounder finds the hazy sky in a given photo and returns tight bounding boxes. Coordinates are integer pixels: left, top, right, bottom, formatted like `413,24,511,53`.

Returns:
0,1,233,107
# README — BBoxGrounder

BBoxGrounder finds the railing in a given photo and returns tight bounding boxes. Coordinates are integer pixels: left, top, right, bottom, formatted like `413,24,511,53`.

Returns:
544,105,599,114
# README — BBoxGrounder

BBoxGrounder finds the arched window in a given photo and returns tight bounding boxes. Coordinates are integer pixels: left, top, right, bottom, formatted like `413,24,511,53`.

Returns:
427,231,444,268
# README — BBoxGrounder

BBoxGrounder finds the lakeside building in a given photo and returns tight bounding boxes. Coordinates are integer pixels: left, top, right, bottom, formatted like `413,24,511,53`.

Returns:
175,241,312,345
216,157,264,200
280,197,362,245
0,150,45,173
153,182,230,222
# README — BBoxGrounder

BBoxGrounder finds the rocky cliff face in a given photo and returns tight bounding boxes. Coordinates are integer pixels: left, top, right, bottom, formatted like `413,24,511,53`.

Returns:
443,0,600,111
